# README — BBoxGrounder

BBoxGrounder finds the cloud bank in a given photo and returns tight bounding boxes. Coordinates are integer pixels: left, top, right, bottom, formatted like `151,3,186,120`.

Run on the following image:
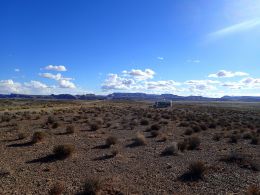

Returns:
102,69,259,97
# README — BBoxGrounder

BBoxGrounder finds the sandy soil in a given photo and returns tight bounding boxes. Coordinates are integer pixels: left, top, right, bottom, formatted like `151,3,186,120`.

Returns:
0,100,259,194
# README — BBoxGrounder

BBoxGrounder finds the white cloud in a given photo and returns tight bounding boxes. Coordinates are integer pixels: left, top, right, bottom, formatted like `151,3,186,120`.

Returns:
185,80,220,85
44,65,67,72
157,57,164,60
222,77,260,90
144,80,180,93
122,69,155,81
208,18,260,39
0,80,21,94
102,69,181,94
24,80,48,89
40,69,76,90
39,73,62,80
185,80,218,92
102,74,135,91
59,80,76,89
39,73,73,81
14,68,20,72
222,82,242,89
240,77,260,84
208,70,249,78
0,79,81,94
0,80,52,95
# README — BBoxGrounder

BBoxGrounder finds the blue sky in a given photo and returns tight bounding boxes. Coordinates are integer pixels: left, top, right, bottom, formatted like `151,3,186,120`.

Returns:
1,0,260,97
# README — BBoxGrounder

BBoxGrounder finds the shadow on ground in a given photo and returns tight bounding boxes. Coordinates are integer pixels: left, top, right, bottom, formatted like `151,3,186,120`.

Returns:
93,154,115,161
7,141,34,147
26,154,58,164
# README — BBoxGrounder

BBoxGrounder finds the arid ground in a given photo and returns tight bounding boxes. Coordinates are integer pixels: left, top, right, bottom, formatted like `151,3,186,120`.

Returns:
0,100,259,195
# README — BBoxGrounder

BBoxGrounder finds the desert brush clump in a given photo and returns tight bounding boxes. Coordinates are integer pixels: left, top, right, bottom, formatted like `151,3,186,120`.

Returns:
246,185,260,195
161,142,179,156
53,144,75,160
179,161,206,182
111,149,119,157
184,128,193,136
132,132,147,146
82,177,102,195
140,119,149,126
208,122,217,129
47,116,55,124
49,182,65,195
250,134,259,145
150,124,160,131
228,135,239,144
212,133,221,141
178,140,188,152
220,151,259,171
192,125,202,132
199,124,208,131
187,161,206,180
90,123,100,131
66,125,75,134
179,122,189,127
105,136,118,147
159,133,168,142
52,122,59,129
150,130,160,138
32,131,46,144
187,136,201,150
243,132,252,139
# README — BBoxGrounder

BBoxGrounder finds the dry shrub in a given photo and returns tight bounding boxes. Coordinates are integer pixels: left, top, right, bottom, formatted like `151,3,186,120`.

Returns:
151,124,160,131
184,129,193,136
228,135,238,143
83,178,102,195
208,123,217,129
47,116,55,124
66,125,75,134
1,115,11,122
251,135,259,145
32,132,46,143
90,123,100,131
140,119,149,126
52,122,59,129
133,132,146,146
188,161,206,180
179,122,189,127
243,132,252,139
53,145,75,160
49,182,65,195
200,124,207,131
220,151,259,171
159,133,168,142
161,142,178,156
192,125,201,133
246,185,260,195
179,161,206,182
111,149,119,157
212,133,221,141
178,140,187,152
187,136,200,150
150,130,160,138
105,136,118,147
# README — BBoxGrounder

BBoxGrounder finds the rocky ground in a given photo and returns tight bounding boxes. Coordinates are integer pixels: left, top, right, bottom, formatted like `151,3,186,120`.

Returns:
0,100,259,195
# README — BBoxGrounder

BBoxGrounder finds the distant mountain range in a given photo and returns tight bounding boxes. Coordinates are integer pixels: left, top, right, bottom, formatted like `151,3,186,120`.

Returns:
1,93,260,102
